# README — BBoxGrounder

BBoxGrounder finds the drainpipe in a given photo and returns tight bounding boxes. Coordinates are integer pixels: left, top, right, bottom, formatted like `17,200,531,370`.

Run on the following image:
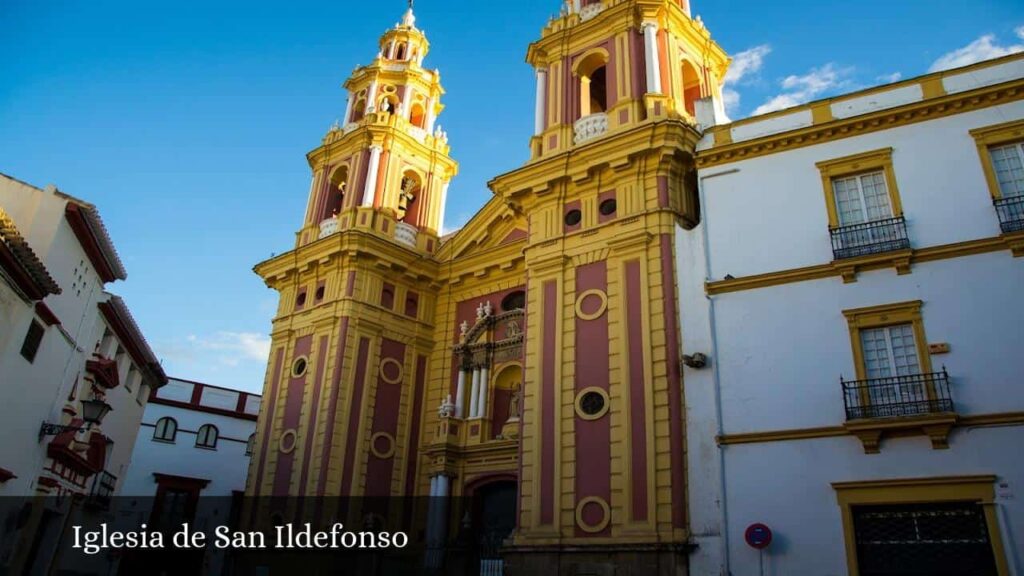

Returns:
699,167,739,576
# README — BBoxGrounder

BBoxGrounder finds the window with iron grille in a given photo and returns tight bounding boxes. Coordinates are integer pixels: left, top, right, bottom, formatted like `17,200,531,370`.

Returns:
852,501,998,576
20,320,45,363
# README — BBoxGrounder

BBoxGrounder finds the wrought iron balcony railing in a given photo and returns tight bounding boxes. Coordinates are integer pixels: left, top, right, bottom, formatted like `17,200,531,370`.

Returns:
830,216,911,260
842,369,953,420
88,470,117,510
994,195,1024,233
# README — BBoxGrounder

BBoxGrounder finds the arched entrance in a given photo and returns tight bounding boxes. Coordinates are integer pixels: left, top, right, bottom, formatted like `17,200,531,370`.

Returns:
463,478,517,576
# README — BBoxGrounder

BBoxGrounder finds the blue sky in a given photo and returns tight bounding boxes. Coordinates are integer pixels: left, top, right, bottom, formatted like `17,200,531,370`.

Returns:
2,0,1022,393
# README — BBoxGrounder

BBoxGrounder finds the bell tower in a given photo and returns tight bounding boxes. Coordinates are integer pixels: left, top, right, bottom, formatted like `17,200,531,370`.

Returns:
490,1,730,574
296,2,456,251
248,2,456,513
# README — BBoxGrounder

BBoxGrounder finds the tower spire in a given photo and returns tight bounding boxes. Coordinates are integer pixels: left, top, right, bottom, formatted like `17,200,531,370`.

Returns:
402,0,416,28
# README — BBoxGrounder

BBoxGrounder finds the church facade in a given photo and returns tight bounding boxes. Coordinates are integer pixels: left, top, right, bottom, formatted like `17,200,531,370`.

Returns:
247,1,1024,574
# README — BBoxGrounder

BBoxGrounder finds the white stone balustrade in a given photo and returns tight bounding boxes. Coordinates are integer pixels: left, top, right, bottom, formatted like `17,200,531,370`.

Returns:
395,221,418,248
573,112,608,144
318,217,339,239
407,125,427,143
580,2,604,21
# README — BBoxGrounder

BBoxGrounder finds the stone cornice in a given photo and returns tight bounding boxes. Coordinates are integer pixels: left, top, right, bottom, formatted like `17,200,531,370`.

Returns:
697,77,1024,169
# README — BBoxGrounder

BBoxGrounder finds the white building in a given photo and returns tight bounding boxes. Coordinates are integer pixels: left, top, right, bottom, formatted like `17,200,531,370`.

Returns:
122,377,261,500
117,378,260,575
679,53,1024,575
0,174,167,575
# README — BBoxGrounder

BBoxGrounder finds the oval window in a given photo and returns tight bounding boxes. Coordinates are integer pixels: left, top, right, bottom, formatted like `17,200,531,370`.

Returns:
599,198,617,216
564,209,582,227
579,391,606,416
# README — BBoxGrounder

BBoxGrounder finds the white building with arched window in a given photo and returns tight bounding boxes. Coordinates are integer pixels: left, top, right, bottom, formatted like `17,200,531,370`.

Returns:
121,377,260,513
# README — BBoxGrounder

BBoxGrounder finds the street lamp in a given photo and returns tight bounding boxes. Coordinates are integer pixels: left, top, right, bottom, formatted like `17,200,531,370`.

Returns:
39,399,113,441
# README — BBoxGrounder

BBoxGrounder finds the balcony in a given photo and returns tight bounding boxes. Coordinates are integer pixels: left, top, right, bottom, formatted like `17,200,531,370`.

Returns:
318,217,339,239
830,216,910,260
994,195,1024,233
842,370,953,420
573,112,608,145
841,370,956,453
87,470,117,510
395,221,418,248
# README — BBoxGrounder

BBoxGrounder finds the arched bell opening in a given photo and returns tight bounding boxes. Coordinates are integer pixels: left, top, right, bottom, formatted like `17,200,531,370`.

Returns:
681,60,703,117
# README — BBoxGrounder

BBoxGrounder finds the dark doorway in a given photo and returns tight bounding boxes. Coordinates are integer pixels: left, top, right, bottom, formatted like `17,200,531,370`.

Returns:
470,481,516,576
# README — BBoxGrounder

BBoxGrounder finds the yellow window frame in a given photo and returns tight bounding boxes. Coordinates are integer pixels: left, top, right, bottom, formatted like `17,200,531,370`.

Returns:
842,300,931,381
969,119,1024,199
832,475,1010,576
816,148,903,228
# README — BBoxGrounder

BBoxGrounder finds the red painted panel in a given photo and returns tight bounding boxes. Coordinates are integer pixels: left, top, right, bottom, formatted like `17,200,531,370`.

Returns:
625,260,649,521
351,149,370,210
365,338,407,497
345,271,356,297
340,337,371,495
660,234,686,528
272,335,312,497
657,175,670,208
298,335,329,495
574,261,611,537
658,28,670,99
254,348,284,493
540,280,557,525
316,317,349,496
631,31,647,113
404,355,428,496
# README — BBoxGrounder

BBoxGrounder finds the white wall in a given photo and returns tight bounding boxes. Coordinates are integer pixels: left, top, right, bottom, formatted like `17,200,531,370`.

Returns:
121,400,256,498
680,92,1024,575
722,427,1024,576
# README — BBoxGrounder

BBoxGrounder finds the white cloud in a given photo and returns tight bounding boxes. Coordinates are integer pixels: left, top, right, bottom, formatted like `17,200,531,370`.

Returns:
187,332,271,367
722,44,771,114
752,63,853,116
724,45,772,84
928,27,1024,72
876,72,903,83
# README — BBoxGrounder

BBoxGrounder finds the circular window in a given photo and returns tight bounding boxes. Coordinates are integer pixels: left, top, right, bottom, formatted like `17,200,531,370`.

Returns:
575,387,609,420
564,209,582,227
292,357,308,378
599,198,617,216
279,429,297,454
501,290,526,312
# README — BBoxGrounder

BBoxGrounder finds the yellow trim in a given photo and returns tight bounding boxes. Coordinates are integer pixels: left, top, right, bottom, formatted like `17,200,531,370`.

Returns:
574,386,610,421
369,432,396,459
969,119,1024,199
575,496,611,533
574,288,608,320
832,475,1009,576
816,148,902,228
378,357,404,384
696,72,1024,168
843,300,931,380
716,411,1024,445
706,234,1015,295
